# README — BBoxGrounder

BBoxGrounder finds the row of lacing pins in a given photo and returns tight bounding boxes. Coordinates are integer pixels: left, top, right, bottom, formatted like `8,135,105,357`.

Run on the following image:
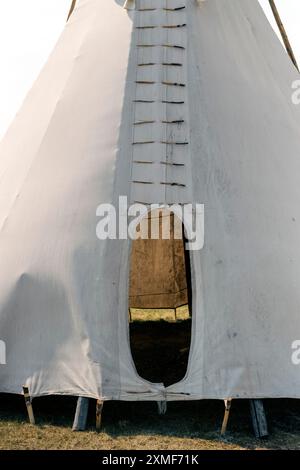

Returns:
131,3,188,189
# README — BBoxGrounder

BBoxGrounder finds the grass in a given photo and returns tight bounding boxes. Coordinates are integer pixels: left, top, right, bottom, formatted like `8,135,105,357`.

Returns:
1,311,300,450
1,395,300,450
130,306,189,322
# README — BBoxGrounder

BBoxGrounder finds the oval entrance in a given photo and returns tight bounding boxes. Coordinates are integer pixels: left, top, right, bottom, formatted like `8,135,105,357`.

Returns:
129,210,192,386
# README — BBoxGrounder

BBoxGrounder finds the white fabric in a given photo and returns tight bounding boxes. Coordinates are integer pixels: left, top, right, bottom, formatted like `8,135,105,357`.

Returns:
0,0,300,400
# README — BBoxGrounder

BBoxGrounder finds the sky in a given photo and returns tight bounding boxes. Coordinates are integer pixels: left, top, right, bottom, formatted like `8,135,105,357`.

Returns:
0,0,299,140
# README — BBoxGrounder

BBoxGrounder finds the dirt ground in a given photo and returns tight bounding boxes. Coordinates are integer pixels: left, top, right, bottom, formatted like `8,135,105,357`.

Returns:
1,314,300,450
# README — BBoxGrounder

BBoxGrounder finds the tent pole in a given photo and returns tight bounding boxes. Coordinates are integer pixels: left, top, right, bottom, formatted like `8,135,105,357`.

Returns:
220,399,232,435
249,399,269,438
72,396,89,431
268,0,299,71
23,386,35,425
67,0,77,22
96,400,104,431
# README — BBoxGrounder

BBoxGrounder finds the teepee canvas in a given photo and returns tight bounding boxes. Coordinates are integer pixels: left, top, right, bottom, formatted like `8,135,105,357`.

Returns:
0,0,300,402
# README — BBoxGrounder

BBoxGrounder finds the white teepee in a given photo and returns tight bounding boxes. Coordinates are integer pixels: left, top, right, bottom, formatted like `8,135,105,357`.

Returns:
0,0,300,401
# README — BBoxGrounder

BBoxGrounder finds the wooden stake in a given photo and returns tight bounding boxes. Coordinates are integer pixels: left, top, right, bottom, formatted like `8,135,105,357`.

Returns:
22,386,35,425
250,399,269,438
220,399,232,435
268,0,299,71
67,0,77,22
96,400,104,431
72,397,89,431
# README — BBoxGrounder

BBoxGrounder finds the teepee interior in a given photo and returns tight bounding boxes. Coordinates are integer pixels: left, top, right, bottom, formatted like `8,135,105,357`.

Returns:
129,210,192,386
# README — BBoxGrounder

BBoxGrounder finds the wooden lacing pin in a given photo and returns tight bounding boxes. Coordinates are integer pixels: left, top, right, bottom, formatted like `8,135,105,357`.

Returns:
136,44,185,50
132,141,155,145
162,24,187,29
162,63,183,67
162,44,185,50
220,398,232,435
160,182,186,187
96,400,104,431
163,6,186,11
132,181,154,185
23,386,35,425
162,81,186,87
133,99,155,103
136,25,156,29
136,44,156,48
160,161,185,167
135,80,156,85
161,120,185,124
162,100,185,105
133,120,156,125
161,141,189,145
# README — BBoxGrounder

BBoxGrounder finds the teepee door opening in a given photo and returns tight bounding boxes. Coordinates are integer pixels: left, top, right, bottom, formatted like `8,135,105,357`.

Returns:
129,211,192,387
